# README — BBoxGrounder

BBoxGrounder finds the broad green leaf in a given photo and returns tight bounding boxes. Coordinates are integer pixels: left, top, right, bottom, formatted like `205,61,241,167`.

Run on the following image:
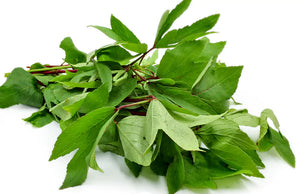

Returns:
211,142,263,178
157,39,208,88
0,68,43,108
258,109,280,142
60,37,87,64
225,109,260,127
155,0,192,44
192,151,247,179
23,105,54,127
166,154,185,194
183,156,217,189
49,107,116,188
79,83,110,113
148,84,217,115
145,100,199,152
110,14,141,44
107,75,137,106
198,119,257,150
89,25,122,42
192,66,243,102
118,116,153,166
50,93,87,121
95,62,112,92
124,158,142,177
34,75,55,86
156,14,220,48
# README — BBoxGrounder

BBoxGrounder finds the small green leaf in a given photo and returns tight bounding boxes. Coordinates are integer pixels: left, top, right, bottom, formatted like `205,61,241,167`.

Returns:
95,62,113,92
166,154,185,194
111,14,141,44
23,105,54,127
60,37,87,64
268,128,295,167
50,93,87,121
225,109,260,127
156,14,220,48
258,109,280,142
124,158,142,177
155,0,192,44
89,25,122,42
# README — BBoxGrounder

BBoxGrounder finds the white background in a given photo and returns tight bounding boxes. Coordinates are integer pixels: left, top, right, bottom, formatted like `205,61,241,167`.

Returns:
0,0,299,193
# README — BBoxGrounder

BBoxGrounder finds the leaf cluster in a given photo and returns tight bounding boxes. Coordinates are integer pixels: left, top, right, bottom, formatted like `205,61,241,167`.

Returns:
0,0,295,193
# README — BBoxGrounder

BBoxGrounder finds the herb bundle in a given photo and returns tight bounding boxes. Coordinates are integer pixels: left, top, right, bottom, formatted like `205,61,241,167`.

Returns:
0,0,295,193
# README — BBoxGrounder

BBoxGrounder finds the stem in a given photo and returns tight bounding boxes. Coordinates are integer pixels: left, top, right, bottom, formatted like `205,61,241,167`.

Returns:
27,65,73,73
124,45,156,71
30,69,77,74
115,99,151,111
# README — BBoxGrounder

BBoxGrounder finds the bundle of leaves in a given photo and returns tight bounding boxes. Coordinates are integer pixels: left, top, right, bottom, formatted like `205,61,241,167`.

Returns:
0,0,295,193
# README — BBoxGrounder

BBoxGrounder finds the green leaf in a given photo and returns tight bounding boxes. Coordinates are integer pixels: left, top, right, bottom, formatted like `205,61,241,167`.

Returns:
0,68,43,108
157,39,208,88
169,111,223,128
124,158,142,177
49,107,117,188
79,83,110,114
96,45,134,64
89,26,122,42
106,75,137,106
58,81,100,89
268,128,295,167
111,14,141,44
225,109,260,127
258,109,280,143
183,156,217,189
60,37,87,64
156,14,220,48
148,84,217,115
155,0,192,44
192,66,243,102
121,42,148,53
166,154,185,194
118,116,153,166
145,100,199,152
42,83,81,109
95,62,112,92
198,119,257,150
211,142,263,178
50,93,87,121
23,105,54,127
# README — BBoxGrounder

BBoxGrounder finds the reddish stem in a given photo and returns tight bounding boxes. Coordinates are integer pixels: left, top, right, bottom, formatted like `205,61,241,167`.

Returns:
30,69,77,74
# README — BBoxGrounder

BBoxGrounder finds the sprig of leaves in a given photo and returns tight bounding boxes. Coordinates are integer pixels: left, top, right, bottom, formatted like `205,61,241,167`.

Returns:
0,0,295,193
